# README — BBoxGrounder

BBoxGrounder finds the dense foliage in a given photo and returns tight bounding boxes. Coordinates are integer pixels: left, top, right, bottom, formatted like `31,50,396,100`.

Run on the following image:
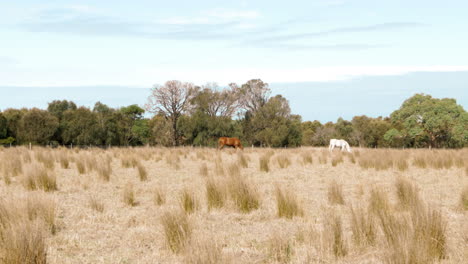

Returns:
0,80,466,148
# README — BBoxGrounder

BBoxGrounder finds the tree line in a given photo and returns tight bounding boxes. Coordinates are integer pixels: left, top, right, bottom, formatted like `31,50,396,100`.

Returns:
0,79,466,148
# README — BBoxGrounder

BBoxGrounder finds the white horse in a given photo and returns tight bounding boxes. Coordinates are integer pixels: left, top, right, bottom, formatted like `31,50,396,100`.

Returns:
329,139,351,152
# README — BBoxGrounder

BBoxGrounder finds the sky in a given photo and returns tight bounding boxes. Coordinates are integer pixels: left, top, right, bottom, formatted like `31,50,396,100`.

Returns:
0,0,467,122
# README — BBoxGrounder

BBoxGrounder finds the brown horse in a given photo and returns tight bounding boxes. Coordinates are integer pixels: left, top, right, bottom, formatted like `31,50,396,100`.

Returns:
218,137,243,150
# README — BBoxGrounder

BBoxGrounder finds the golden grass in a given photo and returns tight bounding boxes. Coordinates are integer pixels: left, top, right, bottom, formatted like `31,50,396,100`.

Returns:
154,187,166,206
184,238,225,264
228,174,260,213
123,183,136,206
89,196,104,213
180,188,199,214
97,159,112,182
0,146,465,263
206,177,226,210
301,152,313,165
461,185,468,210
161,210,192,253
327,180,345,205
349,204,376,247
22,163,58,192
275,186,303,219
268,233,294,263
237,152,249,168
76,158,86,174
331,153,344,167
199,163,209,177
395,176,421,210
136,162,148,181
259,154,270,172
276,154,291,169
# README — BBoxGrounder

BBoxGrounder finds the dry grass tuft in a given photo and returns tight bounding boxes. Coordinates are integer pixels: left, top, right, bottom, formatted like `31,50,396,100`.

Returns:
214,157,225,176
228,174,260,213
331,154,344,167
259,154,270,172
123,183,136,206
368,186,390,215
395,176,421,210
275,186,303,219
460,185,468,210
22,163,58,192
59,154,70,169
153,188,166,206
184,238,225,264
136,162,148,181
276,154,291,169
301,152,313,165
349,204,376,248
97,159,112,182
161,210,192,253
268,233,294,263
89,196,104,213
237,152,249,168
180,188,199,214
323,212,348,258
76,158,86,174
26,193,57,234
327,180,345,205
226,163,240,178
199,163,209,177
206,177,226,210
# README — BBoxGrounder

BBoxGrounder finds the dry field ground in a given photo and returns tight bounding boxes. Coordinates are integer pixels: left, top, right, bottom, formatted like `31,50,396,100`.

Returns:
0,146,467,264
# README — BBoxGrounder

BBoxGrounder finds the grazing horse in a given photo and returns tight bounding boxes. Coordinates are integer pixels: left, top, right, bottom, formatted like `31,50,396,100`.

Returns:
218,137,243,150
329,139,351,152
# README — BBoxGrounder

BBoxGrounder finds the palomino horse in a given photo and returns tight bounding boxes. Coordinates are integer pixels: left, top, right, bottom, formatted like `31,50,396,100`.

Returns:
218,137,243,150
329,139,351,152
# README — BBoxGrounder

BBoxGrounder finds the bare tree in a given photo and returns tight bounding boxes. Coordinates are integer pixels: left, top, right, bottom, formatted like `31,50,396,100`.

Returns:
234,79,271,113
193,83,240,118
145,80,196,146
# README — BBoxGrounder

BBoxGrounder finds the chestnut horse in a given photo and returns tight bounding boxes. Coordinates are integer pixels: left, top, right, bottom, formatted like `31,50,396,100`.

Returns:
218,137,243,150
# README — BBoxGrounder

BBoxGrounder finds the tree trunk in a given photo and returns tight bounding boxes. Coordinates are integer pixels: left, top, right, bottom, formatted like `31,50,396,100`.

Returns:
171,117,178,146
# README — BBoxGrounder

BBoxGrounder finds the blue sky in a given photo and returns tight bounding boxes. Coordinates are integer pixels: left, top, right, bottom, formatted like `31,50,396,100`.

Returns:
0,0,467,121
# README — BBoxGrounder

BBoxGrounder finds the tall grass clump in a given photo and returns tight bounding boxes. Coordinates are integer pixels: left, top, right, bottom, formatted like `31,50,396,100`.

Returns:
123,183,136,206
368,186,390,215
237,152,249,168
199,163,209,177
35,150,55,170
214,157,225,176
136,162,148,181
228,174,260,213
301,152,313,165
153,188,166,206
89,196,104,213
180,188,199,214
331,154,344,167
349,204,376,247
26,193,57,234
161,210,192,253
323,213,348,257
327,180,345,205
76,158,86,174
276,154,291,169
318,151,328,165
97,159,112,182
276,186,303,218
22,163,58,192
206,177,226,210
395,176,421,210
460,185,468,210
259,154,270,172
268,233,294,263
184,238,224,264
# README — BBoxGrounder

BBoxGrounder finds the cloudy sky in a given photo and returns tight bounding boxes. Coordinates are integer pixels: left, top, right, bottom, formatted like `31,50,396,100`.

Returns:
0,0,467,121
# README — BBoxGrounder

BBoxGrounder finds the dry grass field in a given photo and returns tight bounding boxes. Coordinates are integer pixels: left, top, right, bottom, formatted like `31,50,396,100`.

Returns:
0,146,467,263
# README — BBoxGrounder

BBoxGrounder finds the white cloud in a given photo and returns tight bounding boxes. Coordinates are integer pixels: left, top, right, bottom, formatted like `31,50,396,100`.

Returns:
3,65,467,87
158,8,260,25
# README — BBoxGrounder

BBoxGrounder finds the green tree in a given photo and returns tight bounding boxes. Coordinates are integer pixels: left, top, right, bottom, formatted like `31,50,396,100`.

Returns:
0,112,7,139
2,108,25,140
61,107,99,145
17,109,59,144
301,120,322,146
389,94,466,148
47,100,77,119
148,114,172,146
